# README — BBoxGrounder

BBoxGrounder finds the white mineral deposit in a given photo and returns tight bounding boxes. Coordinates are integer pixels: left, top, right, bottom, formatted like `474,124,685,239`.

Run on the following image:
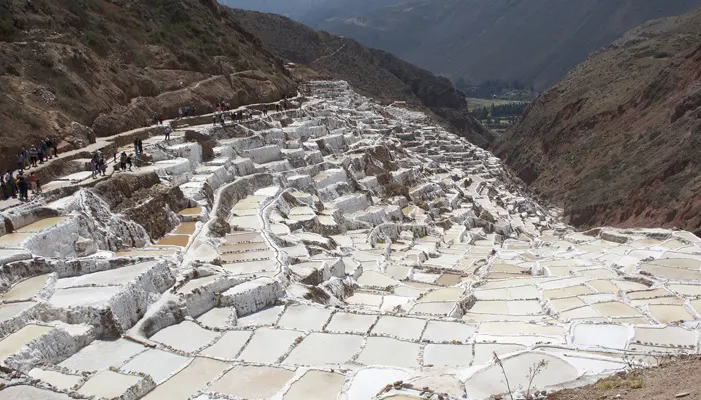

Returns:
1,81,701,399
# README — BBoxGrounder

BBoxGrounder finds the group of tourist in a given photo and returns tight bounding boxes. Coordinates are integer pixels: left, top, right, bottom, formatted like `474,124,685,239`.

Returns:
177,105,197,119
90,151,108,179
15,138,59,172
88,148,138,179
211,109,254,126
1,170,41,202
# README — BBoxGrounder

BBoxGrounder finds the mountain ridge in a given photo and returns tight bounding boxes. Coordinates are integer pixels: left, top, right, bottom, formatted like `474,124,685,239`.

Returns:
224,0,701,90
492,10,701,233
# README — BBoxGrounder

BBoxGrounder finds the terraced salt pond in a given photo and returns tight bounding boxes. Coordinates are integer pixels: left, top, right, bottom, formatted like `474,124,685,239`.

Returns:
2,81,701,399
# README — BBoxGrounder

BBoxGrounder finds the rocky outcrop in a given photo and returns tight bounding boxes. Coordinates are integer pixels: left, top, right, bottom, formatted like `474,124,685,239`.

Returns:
91,173,188,240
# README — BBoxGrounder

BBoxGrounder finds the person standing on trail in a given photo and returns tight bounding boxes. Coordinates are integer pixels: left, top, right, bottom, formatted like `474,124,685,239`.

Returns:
138,138,143,155
212,115,217,126
263,105,268,116
0,173,6,200
27,172,38,196
51,138,58,158
90,153,98,179
29,147,38,168
134,138,139,155
33,172,42,194
5,171,16,199
16,153,24,172
159,113,164,125
23,149,30,169
16,173,28,202
178,107,183,119
164,124,172,142
119,152,128,172
97,151,106,176
39,141,47,163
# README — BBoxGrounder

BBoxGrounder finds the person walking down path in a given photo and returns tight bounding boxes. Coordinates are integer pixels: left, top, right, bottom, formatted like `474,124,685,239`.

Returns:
164,125,172,142
138,138,143,155
134,138,140,155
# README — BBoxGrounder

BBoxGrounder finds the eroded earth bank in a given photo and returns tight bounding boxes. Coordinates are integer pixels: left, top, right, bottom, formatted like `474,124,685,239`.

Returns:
1,81,701,400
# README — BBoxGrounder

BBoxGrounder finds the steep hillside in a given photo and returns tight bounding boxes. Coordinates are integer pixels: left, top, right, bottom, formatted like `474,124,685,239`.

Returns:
492,11,701,233
229,9,492,147
0,0,296,170
314,0,701,90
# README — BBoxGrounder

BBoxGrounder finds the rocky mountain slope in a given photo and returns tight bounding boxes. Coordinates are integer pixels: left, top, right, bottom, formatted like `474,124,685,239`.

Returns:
0,0,297,171
492,10,701,234
229,9,493,148
274,0,701,90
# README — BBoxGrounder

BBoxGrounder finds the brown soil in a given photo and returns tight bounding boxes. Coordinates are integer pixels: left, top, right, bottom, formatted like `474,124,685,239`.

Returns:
548,358,701,400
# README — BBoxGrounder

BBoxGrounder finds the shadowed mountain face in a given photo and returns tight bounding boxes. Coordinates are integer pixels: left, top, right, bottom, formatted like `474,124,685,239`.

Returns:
229,9,494,148
224,0,701,90
492,10,701,233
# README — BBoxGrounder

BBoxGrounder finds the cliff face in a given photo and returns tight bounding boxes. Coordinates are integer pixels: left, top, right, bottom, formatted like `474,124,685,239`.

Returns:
492,11,701,234
229,9,493,148
0,0,296,170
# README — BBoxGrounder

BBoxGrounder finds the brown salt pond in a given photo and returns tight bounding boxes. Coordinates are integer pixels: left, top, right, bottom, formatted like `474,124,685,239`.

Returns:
154,235,190,247
178,207,202,217
436,273,462,286
172,222,197,235
0,232,34,248
15,217,69,233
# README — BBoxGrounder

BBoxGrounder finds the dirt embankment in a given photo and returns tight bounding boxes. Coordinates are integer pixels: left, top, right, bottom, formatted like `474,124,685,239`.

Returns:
548,357,701,400
492,10,701,234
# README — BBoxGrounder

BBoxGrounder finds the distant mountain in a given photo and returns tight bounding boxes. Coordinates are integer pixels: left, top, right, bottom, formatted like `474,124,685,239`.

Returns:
226,0,701,91
230,9,493,148
492,10,701,233
220,0,397,26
